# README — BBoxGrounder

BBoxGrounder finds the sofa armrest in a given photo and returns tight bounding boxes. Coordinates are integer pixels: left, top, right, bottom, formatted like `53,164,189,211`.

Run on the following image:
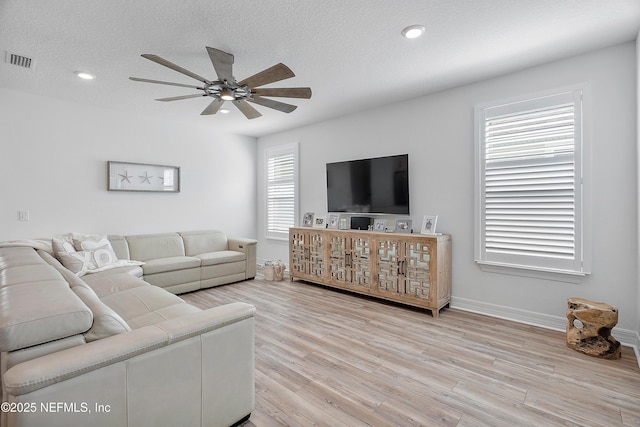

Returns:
228,237,257,279
4,302,255,396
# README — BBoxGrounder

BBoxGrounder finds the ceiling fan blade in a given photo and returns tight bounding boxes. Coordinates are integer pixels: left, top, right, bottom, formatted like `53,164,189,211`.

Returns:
141,54,212,85
206,47,235,83
201,99,224,115
253,87,312,99
156,94,206,102
129,77,203,90
248,96,297,113
233,100,262,119
238,63,295,88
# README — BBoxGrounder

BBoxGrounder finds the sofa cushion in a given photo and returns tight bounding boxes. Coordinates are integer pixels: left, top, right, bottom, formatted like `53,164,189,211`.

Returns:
108,234,131,260
125,233,186,261
83,272,148,298
196,250,246,267
142,256,201,275
98,281,201,329
0,264,62,286
180,230,228,256
40,251,132,341
0,246,49,269
126,303,201,329
0,280,93,352
83,264,144,279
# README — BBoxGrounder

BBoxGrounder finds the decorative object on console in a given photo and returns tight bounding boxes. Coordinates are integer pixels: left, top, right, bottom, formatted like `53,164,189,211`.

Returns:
108,161,180,192
313,215,327,228
328,214,340,229
566,297,621,359
421,215,438,235
373,219,386,232
395,218,412,233
339,218,349,230
302,212,315,227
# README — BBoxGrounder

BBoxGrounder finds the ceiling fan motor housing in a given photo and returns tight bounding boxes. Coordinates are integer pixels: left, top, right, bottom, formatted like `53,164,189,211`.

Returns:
204,81,250,101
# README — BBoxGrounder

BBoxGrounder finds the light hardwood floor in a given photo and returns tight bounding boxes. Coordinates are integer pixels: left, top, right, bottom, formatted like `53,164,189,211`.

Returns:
181,278,640,427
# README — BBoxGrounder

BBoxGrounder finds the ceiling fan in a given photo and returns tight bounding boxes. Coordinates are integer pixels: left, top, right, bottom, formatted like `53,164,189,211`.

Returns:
129,47,312,119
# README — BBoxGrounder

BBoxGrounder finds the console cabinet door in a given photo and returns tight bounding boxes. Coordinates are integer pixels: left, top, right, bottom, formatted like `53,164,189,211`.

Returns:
373,237,402,297
328,232,349,285
402,238,435,306
372,236,437,307
328,233,372,291
308,231,326,278
289,229,327,280
349,235,372,292
289,229,309,276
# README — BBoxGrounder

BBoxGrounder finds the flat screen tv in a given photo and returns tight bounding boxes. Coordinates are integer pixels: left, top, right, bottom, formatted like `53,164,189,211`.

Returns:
326,154,409,214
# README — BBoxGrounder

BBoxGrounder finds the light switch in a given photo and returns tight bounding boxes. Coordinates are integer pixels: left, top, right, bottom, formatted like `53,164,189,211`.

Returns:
18,210,29,221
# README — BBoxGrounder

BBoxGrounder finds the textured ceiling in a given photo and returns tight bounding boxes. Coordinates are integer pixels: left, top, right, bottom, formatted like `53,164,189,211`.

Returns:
1,0,639,137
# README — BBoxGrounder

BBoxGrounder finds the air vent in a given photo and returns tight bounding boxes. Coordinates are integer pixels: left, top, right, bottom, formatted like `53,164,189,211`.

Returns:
5,51,35,70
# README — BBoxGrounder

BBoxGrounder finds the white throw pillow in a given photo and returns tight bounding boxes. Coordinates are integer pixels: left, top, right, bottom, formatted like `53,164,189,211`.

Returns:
53,235,141,276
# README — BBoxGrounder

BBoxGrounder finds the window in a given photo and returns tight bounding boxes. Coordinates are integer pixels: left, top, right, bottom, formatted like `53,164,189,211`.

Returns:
475,87,589,276
265,143,298,240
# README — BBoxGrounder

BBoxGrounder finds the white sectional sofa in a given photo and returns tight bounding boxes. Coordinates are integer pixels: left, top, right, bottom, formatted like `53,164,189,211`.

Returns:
0,229,258,427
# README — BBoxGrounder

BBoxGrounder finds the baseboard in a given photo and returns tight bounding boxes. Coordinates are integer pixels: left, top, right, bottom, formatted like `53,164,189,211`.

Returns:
451,296,640,368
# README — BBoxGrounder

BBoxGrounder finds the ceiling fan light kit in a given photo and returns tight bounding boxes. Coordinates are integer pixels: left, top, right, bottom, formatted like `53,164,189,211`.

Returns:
130,46,312,119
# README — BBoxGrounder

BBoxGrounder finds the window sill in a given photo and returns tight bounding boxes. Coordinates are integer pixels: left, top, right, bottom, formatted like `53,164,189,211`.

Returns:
476,261,588,284
266,236,289,244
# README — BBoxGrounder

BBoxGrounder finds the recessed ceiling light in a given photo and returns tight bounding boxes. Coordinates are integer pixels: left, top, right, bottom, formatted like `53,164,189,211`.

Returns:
74,71,96,80
219,108,230,114
401,25,425,39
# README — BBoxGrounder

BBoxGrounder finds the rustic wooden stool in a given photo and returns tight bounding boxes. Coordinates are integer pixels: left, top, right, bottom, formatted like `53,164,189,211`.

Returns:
566,297,621,359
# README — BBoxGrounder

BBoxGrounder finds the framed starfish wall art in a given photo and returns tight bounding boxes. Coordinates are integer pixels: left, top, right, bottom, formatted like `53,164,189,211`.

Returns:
107,161,180,192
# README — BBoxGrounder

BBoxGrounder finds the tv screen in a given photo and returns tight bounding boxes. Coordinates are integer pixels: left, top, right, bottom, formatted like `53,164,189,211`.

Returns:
326,154,409,214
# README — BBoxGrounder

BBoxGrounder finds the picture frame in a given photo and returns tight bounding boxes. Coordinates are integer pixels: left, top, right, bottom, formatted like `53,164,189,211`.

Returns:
302,212,315,227
373,219,386,232
313,215,327,228
395,218,412,234
339,218,349,230
328,214,340,229
108,161,180,192
421,215,438,235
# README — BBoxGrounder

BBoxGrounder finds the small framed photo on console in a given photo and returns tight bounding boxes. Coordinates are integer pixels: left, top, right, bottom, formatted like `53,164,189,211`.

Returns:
373,219,386,232
395,218,412,234
421,215,438,235
302,212,315,227
313,215,327,228
328,214,340,229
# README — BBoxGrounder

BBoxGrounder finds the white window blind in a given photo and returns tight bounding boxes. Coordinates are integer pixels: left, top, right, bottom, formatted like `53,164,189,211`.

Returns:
476,89,587,275
266,144,298,240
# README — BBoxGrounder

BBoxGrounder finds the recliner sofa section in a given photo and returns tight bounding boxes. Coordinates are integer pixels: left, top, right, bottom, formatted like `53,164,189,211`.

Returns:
108,230,257,294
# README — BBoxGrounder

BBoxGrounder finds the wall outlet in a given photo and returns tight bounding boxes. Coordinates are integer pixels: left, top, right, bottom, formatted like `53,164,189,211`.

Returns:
18,210,29,221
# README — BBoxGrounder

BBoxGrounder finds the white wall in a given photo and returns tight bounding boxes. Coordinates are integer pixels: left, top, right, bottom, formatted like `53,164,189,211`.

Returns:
257,42,638,334
0,88,257,240
636,31,640,349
